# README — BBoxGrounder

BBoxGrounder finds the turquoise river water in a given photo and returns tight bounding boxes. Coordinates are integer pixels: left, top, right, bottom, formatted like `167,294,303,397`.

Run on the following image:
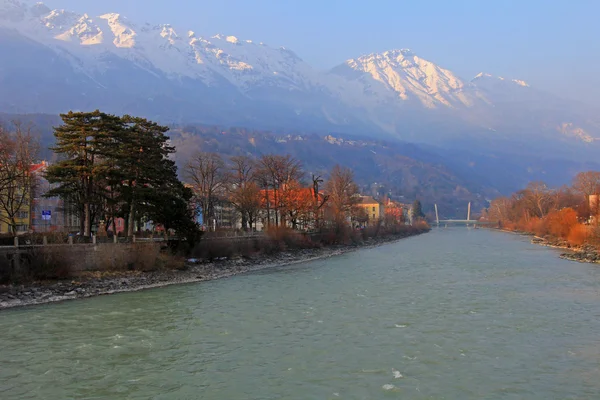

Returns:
1,228,600,399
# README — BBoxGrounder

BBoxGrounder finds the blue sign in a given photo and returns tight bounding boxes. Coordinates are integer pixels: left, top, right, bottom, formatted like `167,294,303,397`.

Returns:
42,210,51,221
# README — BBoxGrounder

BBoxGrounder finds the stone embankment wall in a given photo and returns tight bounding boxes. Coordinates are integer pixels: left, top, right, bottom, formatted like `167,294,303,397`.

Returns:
0,242,162,278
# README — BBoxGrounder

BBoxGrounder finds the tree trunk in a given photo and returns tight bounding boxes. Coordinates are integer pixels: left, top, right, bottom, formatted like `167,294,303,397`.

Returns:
265,188,271,228
84,202,91,237
79,209,85,237
127,202,135,237
274,188,279,226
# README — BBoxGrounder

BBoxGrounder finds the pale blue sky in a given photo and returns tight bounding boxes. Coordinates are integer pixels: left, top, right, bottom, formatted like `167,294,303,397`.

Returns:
49,0,600,106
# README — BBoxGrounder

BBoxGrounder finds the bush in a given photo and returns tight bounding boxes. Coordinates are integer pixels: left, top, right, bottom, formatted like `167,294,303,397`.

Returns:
412,220,431,232
545,208,579,239
568,224,590,246
0,246,74,284
190,236,263,261
265,227,318,250
589,225,600,249
127,243,163,271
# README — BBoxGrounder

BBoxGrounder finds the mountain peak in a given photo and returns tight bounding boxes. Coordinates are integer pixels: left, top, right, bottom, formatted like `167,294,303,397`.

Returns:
336,48,472,108
1,0,597,156
30,1,50,16
473,72,493,79
472,72,529,87
385,48,415,57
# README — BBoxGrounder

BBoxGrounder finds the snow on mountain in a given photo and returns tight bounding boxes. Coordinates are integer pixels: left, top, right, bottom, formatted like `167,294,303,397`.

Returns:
558,123,596,143
331,49,486,109
472,72,529,87
0,0,328,91
0,0,497,112
0,0,599,156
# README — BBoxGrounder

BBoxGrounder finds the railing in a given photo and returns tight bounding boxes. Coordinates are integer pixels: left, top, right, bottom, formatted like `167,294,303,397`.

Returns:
200,232,264,241
0,235,176,249
0,231,267,249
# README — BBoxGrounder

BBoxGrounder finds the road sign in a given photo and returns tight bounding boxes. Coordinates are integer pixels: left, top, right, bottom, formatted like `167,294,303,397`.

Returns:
42,210,51,221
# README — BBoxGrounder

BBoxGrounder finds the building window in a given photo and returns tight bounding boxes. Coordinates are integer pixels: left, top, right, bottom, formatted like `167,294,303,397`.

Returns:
372,206,375,212
16,225,28,232
16,211,29,219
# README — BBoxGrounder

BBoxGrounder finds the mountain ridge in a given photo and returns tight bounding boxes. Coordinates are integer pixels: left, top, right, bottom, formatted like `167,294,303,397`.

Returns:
1,0,599,162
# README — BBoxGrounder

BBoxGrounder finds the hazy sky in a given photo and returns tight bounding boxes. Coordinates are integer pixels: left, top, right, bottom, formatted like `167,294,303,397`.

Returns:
49,0,600,107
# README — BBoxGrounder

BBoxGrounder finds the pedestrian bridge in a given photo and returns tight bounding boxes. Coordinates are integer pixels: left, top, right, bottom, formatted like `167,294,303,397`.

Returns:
434,219,495,226
433,202,495,227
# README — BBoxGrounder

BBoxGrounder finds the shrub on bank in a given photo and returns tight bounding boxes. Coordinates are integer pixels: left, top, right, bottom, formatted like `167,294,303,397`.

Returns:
0,246,74,284
568,224,590,246
189,221,431,264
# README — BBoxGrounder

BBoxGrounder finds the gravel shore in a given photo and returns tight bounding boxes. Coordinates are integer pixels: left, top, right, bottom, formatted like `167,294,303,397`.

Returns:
0,232,426,311
529,236,600,264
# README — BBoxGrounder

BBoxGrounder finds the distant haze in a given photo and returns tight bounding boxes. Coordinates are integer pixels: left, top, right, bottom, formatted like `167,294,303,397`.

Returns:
49,0,600,108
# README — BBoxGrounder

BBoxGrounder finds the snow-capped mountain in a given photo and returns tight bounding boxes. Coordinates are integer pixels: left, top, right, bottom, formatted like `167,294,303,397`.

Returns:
330,49,486,109
0,0,598,160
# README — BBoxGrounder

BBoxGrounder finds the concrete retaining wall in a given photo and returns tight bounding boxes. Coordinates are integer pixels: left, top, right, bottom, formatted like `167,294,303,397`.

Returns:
0,242,162,277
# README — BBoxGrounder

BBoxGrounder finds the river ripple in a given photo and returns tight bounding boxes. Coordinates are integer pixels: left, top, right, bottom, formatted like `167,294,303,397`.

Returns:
1,228,600,399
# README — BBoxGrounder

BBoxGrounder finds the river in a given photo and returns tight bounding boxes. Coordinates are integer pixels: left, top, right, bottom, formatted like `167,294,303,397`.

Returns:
1,228,600,399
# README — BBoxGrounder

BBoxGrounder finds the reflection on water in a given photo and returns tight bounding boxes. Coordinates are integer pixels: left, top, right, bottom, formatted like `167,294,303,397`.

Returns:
1,228,600,399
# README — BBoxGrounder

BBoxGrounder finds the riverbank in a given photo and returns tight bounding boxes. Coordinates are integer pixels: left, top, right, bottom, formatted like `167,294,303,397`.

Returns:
491,227,600,265
529,236,600,264
0,230,428,310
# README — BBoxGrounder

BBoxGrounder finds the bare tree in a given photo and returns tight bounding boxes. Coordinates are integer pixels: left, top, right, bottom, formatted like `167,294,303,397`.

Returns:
228,155,260,230
0,122,39,235
325,165,360,226
311,174,329,229
257,154,303,227
185,152,227,231
488,196,513,224
519,181,552,218
572,171,600,199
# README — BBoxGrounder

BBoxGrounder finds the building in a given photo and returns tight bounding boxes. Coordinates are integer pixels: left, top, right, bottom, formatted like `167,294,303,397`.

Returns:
0,161,50,235
382,198,407,225
357,196,383,225
0,209,30,235
253,186,325,231
29,161,77,234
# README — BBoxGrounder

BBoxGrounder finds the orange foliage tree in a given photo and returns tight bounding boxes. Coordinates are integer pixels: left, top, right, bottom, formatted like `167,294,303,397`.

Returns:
488,173,599,248
280,181,315,230
544,208,578,239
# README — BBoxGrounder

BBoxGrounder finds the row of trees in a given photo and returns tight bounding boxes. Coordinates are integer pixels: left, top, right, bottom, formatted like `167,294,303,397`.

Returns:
45,111,196,240
0,110,416,242
185,151,365,231
487,171,600,246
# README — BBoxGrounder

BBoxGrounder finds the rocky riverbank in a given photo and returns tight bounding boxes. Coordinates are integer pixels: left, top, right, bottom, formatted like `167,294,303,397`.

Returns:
490,228,600,265
0,231,427,310
529,236,600,264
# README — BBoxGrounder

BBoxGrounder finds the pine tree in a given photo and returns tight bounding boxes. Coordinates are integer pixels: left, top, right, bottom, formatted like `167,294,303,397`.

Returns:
412,199,425,219
45,110,122,237
113,116,175,236
45,111,198,243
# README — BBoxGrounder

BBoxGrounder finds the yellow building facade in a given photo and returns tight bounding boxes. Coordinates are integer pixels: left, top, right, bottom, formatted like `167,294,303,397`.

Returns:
357,196,383,223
